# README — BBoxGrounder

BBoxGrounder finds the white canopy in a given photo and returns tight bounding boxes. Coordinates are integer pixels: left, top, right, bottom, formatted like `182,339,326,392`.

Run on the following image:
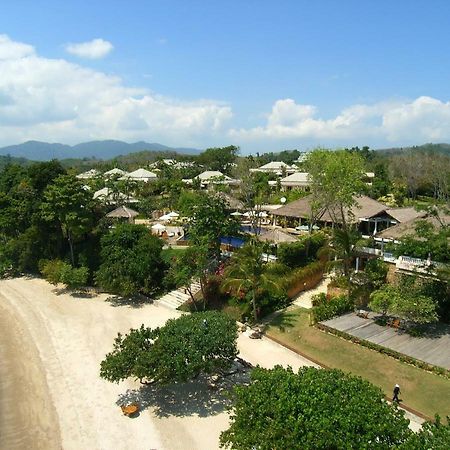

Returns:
151,223,166,230
230,211,243,216
167,211,179,218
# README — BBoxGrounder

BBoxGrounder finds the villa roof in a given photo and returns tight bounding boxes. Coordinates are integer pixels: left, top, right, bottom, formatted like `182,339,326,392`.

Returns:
258,161,291,170
258,228,298,244
104,168,127,177
280,172,310,185
76,169,100,179
385,207,426,223
120,168,157,180
273,194,387,223
106,206,139,219
377,213,450,240
216,192,244,210
196,170,232,181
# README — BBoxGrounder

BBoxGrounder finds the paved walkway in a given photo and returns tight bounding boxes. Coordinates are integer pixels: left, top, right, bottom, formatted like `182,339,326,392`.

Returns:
322,312,450,369
291,276,329,309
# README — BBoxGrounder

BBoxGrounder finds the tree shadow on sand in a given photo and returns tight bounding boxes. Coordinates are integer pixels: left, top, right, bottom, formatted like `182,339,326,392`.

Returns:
116,377,234,418
51,287,96,298
105,294,154,309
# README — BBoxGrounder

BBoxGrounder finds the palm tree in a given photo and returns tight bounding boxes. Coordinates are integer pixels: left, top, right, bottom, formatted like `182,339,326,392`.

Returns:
330,227,360,280
222,240,283,322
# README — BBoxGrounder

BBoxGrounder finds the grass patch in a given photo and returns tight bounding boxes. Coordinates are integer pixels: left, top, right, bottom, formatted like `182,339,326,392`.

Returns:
161,246,188,263
266,307,450,419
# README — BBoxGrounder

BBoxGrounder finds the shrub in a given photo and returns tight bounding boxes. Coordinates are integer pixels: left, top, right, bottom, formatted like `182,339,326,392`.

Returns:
39,259,66,285
277,232,327,268
40,258,89,289
311,293,354,323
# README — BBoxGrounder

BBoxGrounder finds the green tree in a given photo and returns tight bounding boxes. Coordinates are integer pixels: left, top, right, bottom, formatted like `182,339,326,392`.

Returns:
188,194,241,258
222,241,282,322
100,311,238,384
401,415,450,449
197,145,239,173
166,244,210,309
369,284,396,316
369,283,438,324
220,366,412,449
40,175,95,265
96,223,165,296
306,149,366,278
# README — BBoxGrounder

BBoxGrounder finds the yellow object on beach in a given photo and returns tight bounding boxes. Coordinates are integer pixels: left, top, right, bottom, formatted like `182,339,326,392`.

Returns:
121,404,139,416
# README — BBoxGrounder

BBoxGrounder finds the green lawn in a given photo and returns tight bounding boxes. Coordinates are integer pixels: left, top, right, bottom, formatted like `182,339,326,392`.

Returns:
266,307,450,419
161,246,188,263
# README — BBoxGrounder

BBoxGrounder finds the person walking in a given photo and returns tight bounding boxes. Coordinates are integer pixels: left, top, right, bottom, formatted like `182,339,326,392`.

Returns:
392,384,400,402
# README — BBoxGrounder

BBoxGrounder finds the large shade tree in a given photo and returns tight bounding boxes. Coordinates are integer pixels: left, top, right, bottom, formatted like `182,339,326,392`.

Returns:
221,366,413,449
96,223,165,296
40,174,95,265
100,311,238,384
306,149,366,278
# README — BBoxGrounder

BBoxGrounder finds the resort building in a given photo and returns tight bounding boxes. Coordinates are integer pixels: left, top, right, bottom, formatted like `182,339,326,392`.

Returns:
119,168,157,182
250,161,297,175
279,172,310,191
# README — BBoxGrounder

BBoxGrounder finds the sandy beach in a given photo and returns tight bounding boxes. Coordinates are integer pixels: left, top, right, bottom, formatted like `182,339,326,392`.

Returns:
0,277,318,450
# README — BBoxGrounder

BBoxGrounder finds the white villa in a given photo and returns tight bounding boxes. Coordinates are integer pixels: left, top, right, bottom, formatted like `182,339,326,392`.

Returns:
119,168,157,182
250,161,297,175
280,172,310,190
103,168,128,178
76,169,100,179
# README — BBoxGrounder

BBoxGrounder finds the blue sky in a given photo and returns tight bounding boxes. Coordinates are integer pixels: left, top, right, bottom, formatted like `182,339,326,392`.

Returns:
2,0,450,153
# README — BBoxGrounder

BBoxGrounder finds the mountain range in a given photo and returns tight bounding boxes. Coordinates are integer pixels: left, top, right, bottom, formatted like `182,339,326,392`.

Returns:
0,140,201,161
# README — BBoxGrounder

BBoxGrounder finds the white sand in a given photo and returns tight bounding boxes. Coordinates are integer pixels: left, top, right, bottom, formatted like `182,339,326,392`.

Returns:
3,277,419,449
0,278,228,450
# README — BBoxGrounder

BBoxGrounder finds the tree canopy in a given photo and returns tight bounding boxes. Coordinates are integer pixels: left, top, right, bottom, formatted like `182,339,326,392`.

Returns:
96,223,165,296
221,366,413,449
100,311,238,384
197,145,239,173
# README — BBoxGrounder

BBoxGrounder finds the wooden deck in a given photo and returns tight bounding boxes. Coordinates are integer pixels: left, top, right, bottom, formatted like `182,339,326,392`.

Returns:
322,313,450,370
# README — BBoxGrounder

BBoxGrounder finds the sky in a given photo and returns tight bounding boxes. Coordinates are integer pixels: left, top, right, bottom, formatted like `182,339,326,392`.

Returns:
2,0,450,154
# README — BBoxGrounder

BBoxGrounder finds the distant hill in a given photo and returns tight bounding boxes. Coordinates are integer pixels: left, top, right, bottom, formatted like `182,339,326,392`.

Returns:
0,140,201,161
0,154,32,171
377,143,450,156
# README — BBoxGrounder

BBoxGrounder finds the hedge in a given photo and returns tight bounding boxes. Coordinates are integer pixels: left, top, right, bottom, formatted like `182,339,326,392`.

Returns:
286,260,325,298
316,322,450,379
311,293,354,323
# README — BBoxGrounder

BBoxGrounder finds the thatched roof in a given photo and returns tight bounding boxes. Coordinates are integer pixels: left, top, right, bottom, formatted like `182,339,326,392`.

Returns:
106,206,139,219
217,192,244,210
385,207,426,223
376,214,450,240
258,228,298,244
272,194,387,223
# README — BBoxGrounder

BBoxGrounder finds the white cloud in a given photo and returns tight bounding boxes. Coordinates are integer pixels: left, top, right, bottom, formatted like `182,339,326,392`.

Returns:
0,34,35,60
230,97,450,145
65,38,114,59
0,35,232,147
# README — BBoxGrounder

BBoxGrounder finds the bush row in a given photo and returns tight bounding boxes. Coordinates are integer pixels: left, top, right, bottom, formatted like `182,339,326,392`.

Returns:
311,293,354,323
39,259,89,290
277,232,327,268
286,260,326,298
316,323,450,379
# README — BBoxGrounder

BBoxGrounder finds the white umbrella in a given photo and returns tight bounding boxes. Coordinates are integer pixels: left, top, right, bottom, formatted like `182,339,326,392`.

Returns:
159,214,171,221
152,223,166,230
230,211,243,216
167,211,179,218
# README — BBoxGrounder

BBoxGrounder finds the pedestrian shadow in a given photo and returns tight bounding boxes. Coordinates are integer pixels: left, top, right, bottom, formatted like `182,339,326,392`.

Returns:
116,377,232,418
